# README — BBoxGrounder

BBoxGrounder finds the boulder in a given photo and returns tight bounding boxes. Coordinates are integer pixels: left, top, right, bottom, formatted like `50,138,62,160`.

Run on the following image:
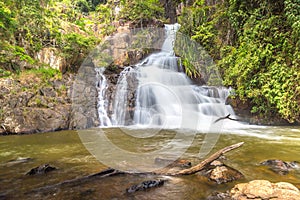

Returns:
208,165,244,184
26,164,57,175
202,160,244,184
260,159,299,175
230,180,300,200
35,47,66,72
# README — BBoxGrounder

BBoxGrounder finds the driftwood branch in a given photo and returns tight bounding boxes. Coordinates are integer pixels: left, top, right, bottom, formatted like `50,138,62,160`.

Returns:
171,142,244,175
214,114,239,123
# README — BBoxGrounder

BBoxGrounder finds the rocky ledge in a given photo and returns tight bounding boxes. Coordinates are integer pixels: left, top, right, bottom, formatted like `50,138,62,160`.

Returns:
0,74,73,135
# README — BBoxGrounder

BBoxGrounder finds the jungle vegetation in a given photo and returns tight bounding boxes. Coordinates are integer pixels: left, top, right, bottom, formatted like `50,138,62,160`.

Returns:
178,0,299,123
0,0,299,123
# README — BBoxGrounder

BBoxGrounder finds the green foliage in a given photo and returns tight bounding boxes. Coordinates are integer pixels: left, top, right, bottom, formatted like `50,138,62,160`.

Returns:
119,0,165,22
13,46,35,64
0,0,111,73
174,33,202,78
178,1,229,59
174,32,222,85
95,4,116,35
285,0,300,42
60,33,98,71
23,67,61,81
96,3,112,23
0,68,12,77
74,0,105,13
220,0,300,122
0,1,16,36
178,0,300,122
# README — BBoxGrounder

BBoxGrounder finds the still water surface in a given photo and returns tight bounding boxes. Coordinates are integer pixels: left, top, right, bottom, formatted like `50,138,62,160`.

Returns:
0,126,300,199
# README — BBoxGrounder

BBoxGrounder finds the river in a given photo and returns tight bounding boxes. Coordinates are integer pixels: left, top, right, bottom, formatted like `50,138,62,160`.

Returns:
1,126,299,199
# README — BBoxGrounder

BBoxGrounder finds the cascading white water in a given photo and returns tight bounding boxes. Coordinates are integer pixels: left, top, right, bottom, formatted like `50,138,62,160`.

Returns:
132,24,235,130
111,66,133,125
95,67,112,126
98,24,236,130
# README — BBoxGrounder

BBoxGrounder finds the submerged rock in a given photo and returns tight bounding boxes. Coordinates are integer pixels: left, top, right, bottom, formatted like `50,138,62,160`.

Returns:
26,164,57,175
126,179,165,193
260,159,299,175
230,180,300,200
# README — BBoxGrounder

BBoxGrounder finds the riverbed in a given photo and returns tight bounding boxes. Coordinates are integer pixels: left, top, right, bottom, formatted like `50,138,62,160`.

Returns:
0,125,300,199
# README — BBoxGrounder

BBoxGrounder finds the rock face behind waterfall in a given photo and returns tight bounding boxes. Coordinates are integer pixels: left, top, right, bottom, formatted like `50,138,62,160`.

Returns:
103,66,139,125
70,63,100,129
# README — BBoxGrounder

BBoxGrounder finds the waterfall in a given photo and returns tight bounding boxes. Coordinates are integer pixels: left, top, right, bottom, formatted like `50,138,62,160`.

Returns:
95,67,112,127
97,24,236,130
111,66,133,125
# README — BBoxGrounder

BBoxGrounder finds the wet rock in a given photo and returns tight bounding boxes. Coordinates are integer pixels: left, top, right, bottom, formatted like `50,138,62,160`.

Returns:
203,161,244,184
207,191,231,200
202,161,243,184
260,159,299,175
70,65,100,129
26,164,57,175
126,179,165,193
208,166,244,184
230,180,300,200
124,69,138,125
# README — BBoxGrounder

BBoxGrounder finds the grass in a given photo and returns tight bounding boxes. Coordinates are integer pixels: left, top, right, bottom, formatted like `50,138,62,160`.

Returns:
16,67,62,85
